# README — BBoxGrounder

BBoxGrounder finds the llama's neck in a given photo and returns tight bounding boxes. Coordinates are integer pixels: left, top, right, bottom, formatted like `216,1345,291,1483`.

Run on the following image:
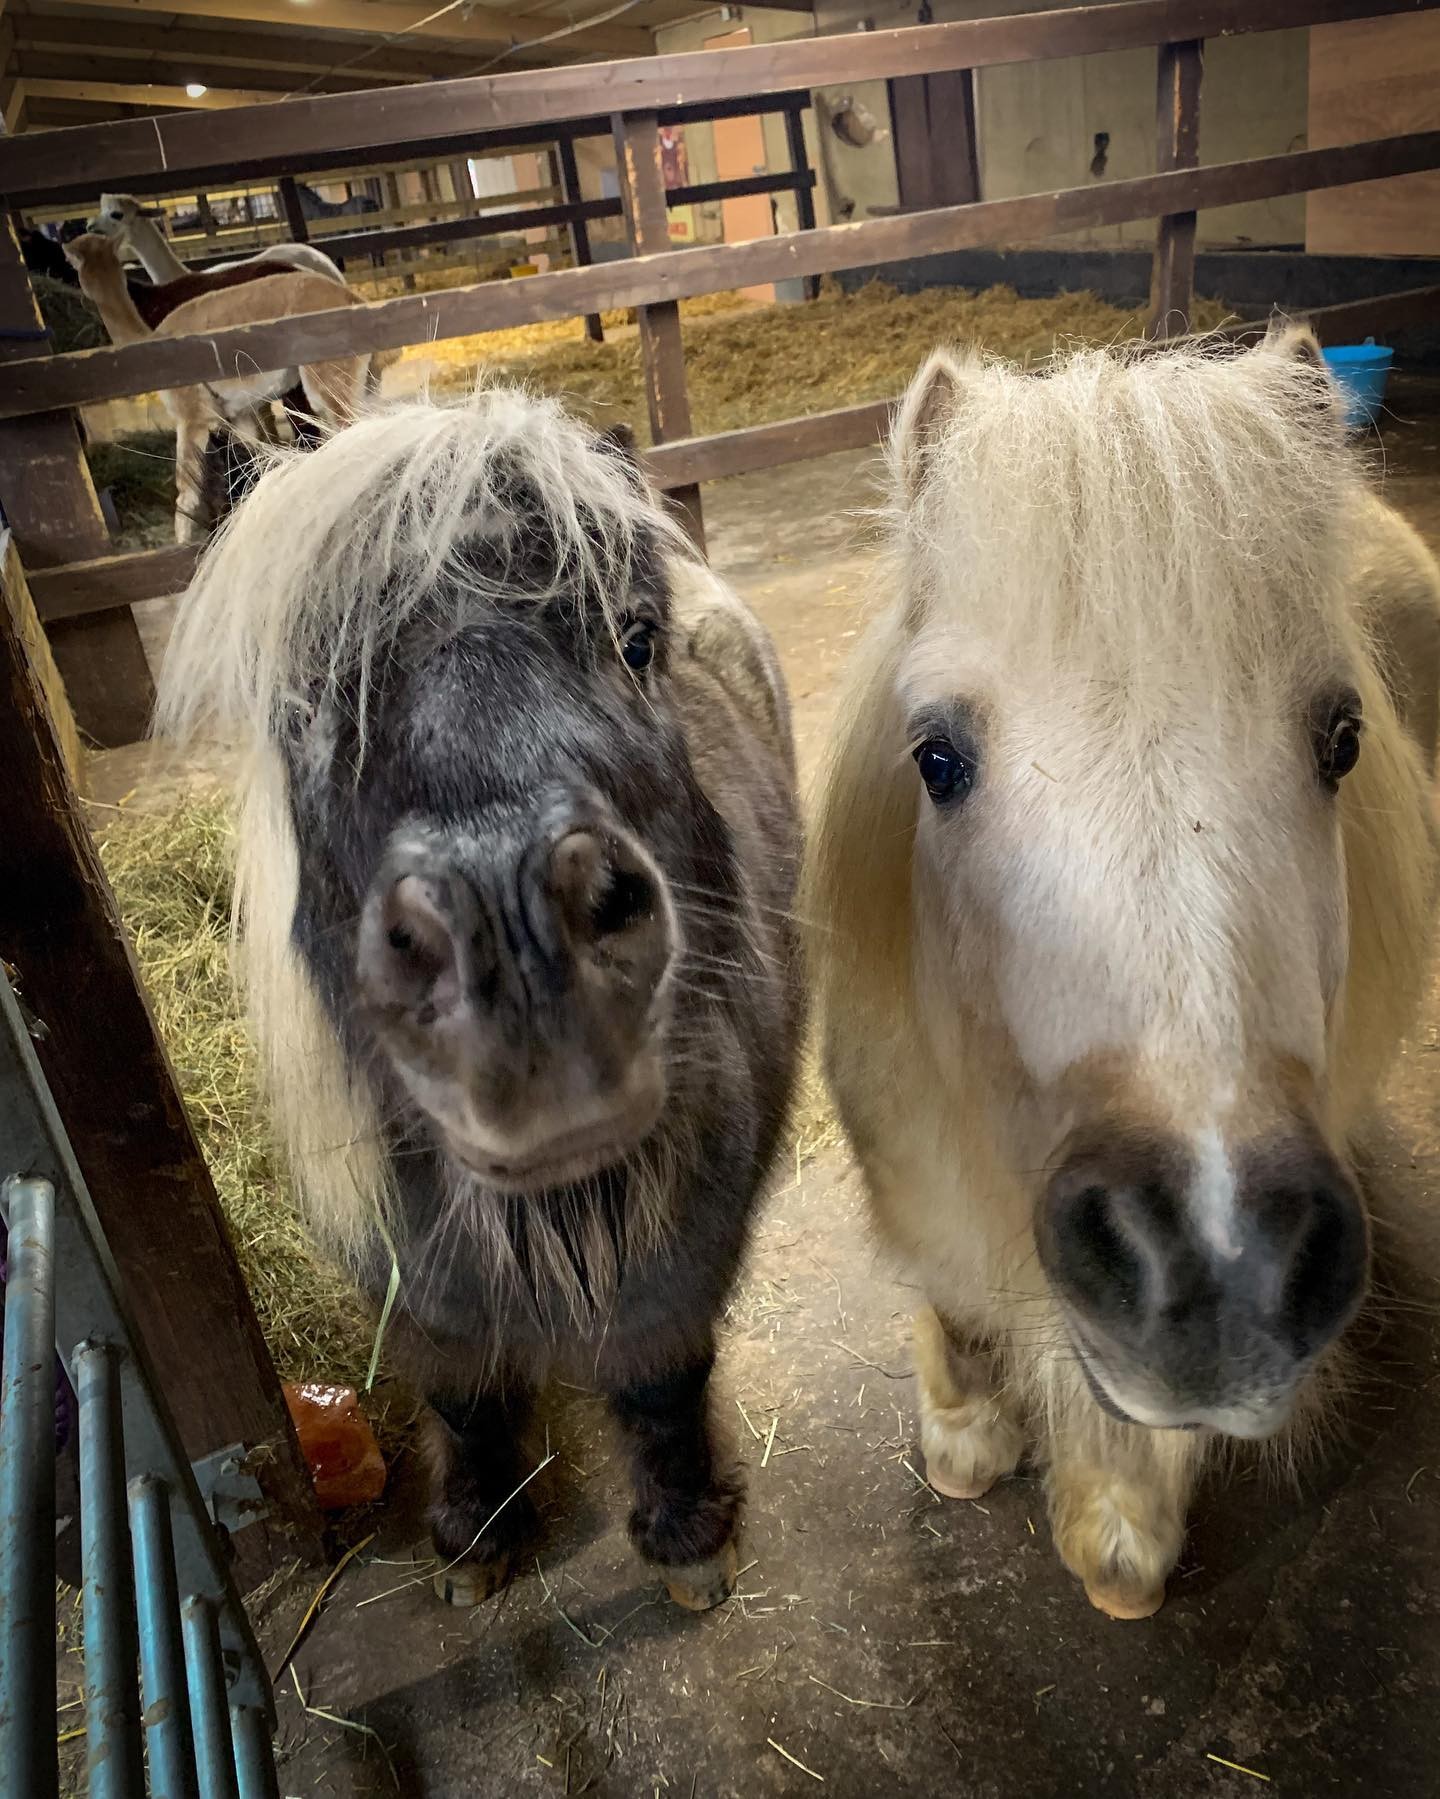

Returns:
77,264,151,345
125,215,186,282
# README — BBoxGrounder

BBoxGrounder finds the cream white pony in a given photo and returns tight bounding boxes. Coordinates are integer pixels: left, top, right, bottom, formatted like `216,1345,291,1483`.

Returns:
810,327,1440,1619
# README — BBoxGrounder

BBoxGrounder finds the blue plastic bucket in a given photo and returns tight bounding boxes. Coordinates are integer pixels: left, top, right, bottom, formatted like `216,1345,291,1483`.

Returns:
1322,339,1394,429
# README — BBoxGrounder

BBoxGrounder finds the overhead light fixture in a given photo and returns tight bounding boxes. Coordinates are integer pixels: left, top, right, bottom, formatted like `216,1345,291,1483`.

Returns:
185,82,208,98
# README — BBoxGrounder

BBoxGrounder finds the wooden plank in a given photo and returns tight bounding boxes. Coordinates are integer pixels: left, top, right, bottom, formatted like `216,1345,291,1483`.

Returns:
1307,13,1440,254
4,92,817,209
25,280,1440,624
1148,38,1204,335
612,110,702,549
4,0,1436,205
556,134,603,344
277,174,310,243
9,127,1440,420
889,70,981,210
2,532,83,790
0,552,324,1590
0,219,153,747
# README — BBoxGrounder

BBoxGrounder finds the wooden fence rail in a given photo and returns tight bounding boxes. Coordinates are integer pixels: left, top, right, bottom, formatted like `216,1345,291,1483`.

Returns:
5,127,1439,421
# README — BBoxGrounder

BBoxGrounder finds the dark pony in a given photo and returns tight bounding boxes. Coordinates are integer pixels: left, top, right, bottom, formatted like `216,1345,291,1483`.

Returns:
157,390,802,1609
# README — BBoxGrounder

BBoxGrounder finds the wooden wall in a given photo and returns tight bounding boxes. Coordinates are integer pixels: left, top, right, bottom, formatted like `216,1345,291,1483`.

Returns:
1307,13,1440,254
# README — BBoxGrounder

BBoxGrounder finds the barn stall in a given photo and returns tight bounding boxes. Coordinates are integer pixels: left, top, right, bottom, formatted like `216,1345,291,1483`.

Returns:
3,2,1440,1793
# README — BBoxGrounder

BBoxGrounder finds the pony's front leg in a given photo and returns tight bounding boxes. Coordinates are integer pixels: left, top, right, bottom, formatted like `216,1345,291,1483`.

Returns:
1044,1368,1203,1620
607,1350,741,1612
914,1304,1025,1499
425,1385,538,1606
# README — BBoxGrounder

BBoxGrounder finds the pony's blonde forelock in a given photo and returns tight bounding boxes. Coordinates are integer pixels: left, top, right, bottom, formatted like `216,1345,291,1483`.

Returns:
889,338,1364,696
155,383,684,759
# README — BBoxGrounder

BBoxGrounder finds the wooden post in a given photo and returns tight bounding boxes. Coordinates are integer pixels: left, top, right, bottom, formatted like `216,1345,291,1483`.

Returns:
611,110,703,549
0,218,154,748
556,135,603,344
277,174,310,242
782,101,821,301
1148,38,1204,338
0,579,324,1587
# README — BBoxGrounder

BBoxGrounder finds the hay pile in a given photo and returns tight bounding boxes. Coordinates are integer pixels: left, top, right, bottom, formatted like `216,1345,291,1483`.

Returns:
405,277,1234,437
96,798,378,1395
33,274,107,353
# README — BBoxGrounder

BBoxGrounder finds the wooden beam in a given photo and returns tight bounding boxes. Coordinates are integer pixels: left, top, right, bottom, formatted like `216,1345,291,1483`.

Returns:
22,77,282,109
0,568,324,1590
28,279,1440,625
556,133,603,342
1148,38,1204,334
4,0,1434,203
35,0,652,59
8,127,1440,419
0,218,152,746
12,14,506,84
612,108,702,547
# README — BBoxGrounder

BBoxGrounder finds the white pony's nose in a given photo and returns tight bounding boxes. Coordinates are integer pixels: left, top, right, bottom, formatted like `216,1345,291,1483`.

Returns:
1036,1122,1367,1432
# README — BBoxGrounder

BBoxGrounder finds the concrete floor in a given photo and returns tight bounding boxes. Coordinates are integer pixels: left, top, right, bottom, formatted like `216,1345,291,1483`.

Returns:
94,380,1440,1798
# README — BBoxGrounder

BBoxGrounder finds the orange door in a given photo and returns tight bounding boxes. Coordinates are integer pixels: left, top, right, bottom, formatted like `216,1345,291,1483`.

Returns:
705,28,775,304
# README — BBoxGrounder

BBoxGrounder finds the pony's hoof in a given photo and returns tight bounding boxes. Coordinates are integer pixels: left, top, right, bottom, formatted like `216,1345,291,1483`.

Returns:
1083,1579,1165,1621
433,1548,516,1607
660,1540,737,1612
921,1404,1024,1501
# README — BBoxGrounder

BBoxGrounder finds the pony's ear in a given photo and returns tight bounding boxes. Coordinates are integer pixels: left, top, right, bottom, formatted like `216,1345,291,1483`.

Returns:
1262,319,1325,369
597,421,640,465
892,348,970,502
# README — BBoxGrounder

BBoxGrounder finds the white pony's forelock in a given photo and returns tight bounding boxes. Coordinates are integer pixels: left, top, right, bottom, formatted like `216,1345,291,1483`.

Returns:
889,339,1366,696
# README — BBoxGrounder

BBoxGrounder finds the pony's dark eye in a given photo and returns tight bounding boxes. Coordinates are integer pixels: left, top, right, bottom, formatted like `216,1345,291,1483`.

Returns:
1318,712,1362,787
620,619,656,672
914,736,973,804
108,209,123,221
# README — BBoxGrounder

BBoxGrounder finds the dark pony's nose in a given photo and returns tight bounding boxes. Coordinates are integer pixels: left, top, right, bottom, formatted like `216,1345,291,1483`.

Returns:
548,828,662,955
1037,1125,1368,1423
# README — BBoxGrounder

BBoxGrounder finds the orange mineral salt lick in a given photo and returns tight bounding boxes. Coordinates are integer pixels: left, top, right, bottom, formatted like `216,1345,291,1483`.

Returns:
283,1381,387,1509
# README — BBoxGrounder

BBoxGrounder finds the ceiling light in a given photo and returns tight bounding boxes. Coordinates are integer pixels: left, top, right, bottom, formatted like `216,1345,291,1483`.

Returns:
185,82,208,98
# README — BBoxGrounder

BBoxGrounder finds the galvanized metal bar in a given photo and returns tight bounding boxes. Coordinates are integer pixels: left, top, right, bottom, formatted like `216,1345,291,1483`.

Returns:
130,1474,200,1799
0,973,273,1720
182,1595,241,1799
0,1175,58,1799
76,1337,145,1799
232,1704,282,1799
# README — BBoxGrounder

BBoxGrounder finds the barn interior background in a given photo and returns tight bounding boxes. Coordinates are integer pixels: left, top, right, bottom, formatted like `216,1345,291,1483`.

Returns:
3,0,1440,1793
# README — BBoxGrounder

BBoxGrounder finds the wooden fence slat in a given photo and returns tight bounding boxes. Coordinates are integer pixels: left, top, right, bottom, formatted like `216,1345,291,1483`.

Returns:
556,135,603,344
1149,38,1205,335
7,128,1440,421
0,574,324,1590
0,219,153,747
612,109,703,549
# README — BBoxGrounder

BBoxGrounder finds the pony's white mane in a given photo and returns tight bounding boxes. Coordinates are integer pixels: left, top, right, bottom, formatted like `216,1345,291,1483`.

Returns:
891,340,1366,698
156,384,685,758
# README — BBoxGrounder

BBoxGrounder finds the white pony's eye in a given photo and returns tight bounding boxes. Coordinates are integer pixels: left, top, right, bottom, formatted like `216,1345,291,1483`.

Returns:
1318,714,1362,787
914,737,974,805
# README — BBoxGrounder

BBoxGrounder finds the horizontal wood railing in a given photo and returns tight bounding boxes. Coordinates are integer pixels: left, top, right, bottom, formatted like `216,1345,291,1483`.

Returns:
1,0,1433,204
5,129,1438,420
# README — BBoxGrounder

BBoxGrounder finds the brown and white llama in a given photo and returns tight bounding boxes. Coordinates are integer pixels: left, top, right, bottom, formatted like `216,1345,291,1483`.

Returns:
66,233,370,542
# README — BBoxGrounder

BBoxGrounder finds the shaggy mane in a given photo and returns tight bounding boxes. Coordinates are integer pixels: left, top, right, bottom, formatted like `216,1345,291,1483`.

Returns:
890,339,1366,692
155,385,685,760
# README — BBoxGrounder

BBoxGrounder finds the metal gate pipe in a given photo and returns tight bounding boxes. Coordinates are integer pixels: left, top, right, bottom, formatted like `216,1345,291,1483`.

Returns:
182,1593,242,1799
130,1473,200,1799
232,1703,282,1799
76,1337,145,1799
0,1175,58,1799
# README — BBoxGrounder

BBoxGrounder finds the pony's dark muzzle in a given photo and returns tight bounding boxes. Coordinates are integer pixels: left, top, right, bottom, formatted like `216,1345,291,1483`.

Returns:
1037,1124,1368,1436
355,815,675,1188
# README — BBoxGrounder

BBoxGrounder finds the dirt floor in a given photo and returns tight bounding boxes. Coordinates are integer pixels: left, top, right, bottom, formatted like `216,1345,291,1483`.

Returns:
88,378,1440,1799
